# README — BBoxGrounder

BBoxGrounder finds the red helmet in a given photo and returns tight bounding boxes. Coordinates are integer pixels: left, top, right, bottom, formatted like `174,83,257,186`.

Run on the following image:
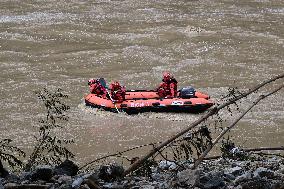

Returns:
163,72,171,81
88,79,95,85
111,81,121,90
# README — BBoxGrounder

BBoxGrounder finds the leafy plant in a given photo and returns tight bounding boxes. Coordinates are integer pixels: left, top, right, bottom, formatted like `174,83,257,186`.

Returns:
220,137,248,160
24,88,74,171
0,139,26,169
132,159,157,177
221,87,243,115
171,126,212,161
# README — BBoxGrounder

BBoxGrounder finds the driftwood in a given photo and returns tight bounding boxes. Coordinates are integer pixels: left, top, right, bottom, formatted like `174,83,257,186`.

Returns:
203,147,284,160
123,73,284,176
244,147,284,152
193,84,284,168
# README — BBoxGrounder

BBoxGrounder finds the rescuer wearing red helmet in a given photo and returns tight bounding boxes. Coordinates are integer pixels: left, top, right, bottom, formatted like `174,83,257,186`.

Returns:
157,72,178,98
88,79,107,98
109,81,126,103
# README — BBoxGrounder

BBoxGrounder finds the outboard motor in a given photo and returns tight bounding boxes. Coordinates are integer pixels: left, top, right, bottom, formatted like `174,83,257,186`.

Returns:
180,86,196,99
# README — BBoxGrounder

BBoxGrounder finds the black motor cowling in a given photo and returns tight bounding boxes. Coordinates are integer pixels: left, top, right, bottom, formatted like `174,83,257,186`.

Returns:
180,86,196,99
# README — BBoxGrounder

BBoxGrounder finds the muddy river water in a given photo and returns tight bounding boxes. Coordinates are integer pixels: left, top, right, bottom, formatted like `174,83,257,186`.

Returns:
0,0,283,165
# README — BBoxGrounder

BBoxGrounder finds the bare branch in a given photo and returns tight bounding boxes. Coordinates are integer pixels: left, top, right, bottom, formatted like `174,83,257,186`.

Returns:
79,141,162,170
193,84,283,169
123,73,284,176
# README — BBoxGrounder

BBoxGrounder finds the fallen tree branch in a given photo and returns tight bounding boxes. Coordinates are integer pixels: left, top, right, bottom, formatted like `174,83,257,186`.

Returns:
123,73,284,176
79,142,162,170
193,84,284,169
203,146,284,160
254,152,284,158
244,147,284,152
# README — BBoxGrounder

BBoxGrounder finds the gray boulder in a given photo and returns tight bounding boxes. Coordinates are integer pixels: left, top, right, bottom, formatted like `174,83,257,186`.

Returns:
54,160,79,176
234,172,252,185
198,171,225,189
279,165,284,174
0,178,4,189
158,161,177,170
57,175,72,185
140,185,155,189
30,165,54,181
240,178,272,189
224,172,236,181
0,161,9,178
225,166,243,176
3,173,19,183
98,165,124,182
253,167,274,179
177,169,200,187
3,183,18,188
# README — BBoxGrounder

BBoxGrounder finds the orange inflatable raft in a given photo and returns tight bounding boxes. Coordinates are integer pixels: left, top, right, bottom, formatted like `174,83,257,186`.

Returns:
85,87,214,114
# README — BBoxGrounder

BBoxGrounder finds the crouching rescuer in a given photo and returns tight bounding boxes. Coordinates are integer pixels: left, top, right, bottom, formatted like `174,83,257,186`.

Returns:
88,79,107,98
157,72,178,98
109,81,126,103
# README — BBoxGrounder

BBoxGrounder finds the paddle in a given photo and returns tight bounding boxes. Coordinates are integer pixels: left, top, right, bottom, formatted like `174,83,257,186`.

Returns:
98,78,120,113
98,78,107,89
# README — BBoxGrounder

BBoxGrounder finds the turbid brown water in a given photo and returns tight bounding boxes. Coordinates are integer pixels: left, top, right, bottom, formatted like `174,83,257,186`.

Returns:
0,0,283,166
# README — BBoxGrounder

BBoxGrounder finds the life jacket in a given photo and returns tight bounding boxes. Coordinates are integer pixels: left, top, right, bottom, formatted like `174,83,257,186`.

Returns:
157,78,178,98
89,80,107,98
110,82,126,102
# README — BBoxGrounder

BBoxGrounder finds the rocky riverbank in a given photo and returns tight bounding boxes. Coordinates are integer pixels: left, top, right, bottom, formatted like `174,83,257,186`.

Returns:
1,154,284,189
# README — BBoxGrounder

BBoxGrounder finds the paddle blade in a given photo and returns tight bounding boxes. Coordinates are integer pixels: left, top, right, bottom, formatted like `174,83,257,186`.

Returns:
99,78,108,88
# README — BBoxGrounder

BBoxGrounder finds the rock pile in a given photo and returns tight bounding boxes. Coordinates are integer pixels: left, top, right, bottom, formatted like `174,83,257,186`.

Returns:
1,155,284,189
159,155,284,189
0,160,79,189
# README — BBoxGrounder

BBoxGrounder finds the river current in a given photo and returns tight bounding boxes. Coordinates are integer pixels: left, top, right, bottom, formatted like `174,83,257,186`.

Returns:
0,0,283,165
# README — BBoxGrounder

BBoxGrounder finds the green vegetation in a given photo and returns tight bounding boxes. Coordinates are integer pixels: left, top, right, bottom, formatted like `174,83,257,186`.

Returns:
0,139,25,170
24,88,74,171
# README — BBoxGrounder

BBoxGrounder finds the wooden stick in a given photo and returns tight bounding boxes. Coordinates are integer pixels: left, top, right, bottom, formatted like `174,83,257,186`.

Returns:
193,84,283,169
203,147,284,160
244,147,284,152
123,73,284,176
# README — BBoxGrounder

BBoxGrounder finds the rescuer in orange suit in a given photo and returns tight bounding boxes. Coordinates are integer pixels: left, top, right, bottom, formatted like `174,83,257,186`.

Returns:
88,79,107,98
157,72,178,98
109,81,126,103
